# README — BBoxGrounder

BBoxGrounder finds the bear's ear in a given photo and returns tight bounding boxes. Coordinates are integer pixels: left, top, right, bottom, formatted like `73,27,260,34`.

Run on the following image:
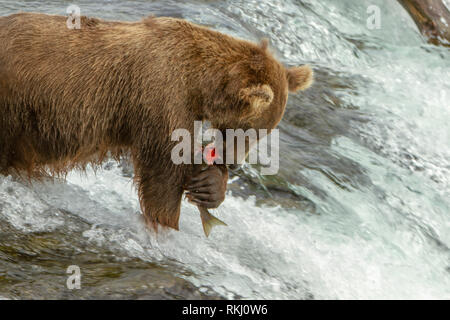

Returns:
287,65,313,93
259,38,269,51
239,84,274,112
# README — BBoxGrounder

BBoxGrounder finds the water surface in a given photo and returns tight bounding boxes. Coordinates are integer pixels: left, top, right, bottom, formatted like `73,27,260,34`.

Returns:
0,0,449,299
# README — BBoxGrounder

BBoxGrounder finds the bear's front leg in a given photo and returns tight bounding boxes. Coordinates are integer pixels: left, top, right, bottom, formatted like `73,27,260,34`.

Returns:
134,161,185,231
184,165,228,209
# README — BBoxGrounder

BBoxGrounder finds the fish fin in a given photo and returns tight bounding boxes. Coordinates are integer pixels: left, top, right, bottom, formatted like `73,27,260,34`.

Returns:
199,208,227,237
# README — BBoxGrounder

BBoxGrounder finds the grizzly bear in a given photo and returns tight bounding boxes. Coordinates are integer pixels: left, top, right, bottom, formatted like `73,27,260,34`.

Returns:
0,13,313,231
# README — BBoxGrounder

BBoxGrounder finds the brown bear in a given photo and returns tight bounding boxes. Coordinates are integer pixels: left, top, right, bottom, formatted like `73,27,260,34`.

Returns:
0,13,313,231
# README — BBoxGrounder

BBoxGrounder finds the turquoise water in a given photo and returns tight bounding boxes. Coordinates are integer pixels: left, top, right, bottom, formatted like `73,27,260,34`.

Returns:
0,0,449,299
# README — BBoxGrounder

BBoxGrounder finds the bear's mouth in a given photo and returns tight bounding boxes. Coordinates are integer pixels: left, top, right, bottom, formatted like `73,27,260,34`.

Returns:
227,164,242,171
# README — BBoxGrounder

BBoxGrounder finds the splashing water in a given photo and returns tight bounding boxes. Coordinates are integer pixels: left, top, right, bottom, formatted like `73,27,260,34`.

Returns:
0,0,449,299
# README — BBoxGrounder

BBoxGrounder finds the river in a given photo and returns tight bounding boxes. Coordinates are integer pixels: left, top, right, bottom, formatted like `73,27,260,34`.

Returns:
0,0,449,299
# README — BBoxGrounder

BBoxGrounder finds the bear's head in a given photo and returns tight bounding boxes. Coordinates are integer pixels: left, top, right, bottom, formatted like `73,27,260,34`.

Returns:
203,40,313,167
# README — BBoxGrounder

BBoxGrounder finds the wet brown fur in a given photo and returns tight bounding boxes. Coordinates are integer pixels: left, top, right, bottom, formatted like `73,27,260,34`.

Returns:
0,13,312,231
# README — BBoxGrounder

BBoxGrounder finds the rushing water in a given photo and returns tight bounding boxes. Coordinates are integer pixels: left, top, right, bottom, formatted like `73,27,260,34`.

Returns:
0,0,449,299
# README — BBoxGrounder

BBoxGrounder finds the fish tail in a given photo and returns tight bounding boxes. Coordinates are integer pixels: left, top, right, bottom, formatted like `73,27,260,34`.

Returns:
199,206,227,237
